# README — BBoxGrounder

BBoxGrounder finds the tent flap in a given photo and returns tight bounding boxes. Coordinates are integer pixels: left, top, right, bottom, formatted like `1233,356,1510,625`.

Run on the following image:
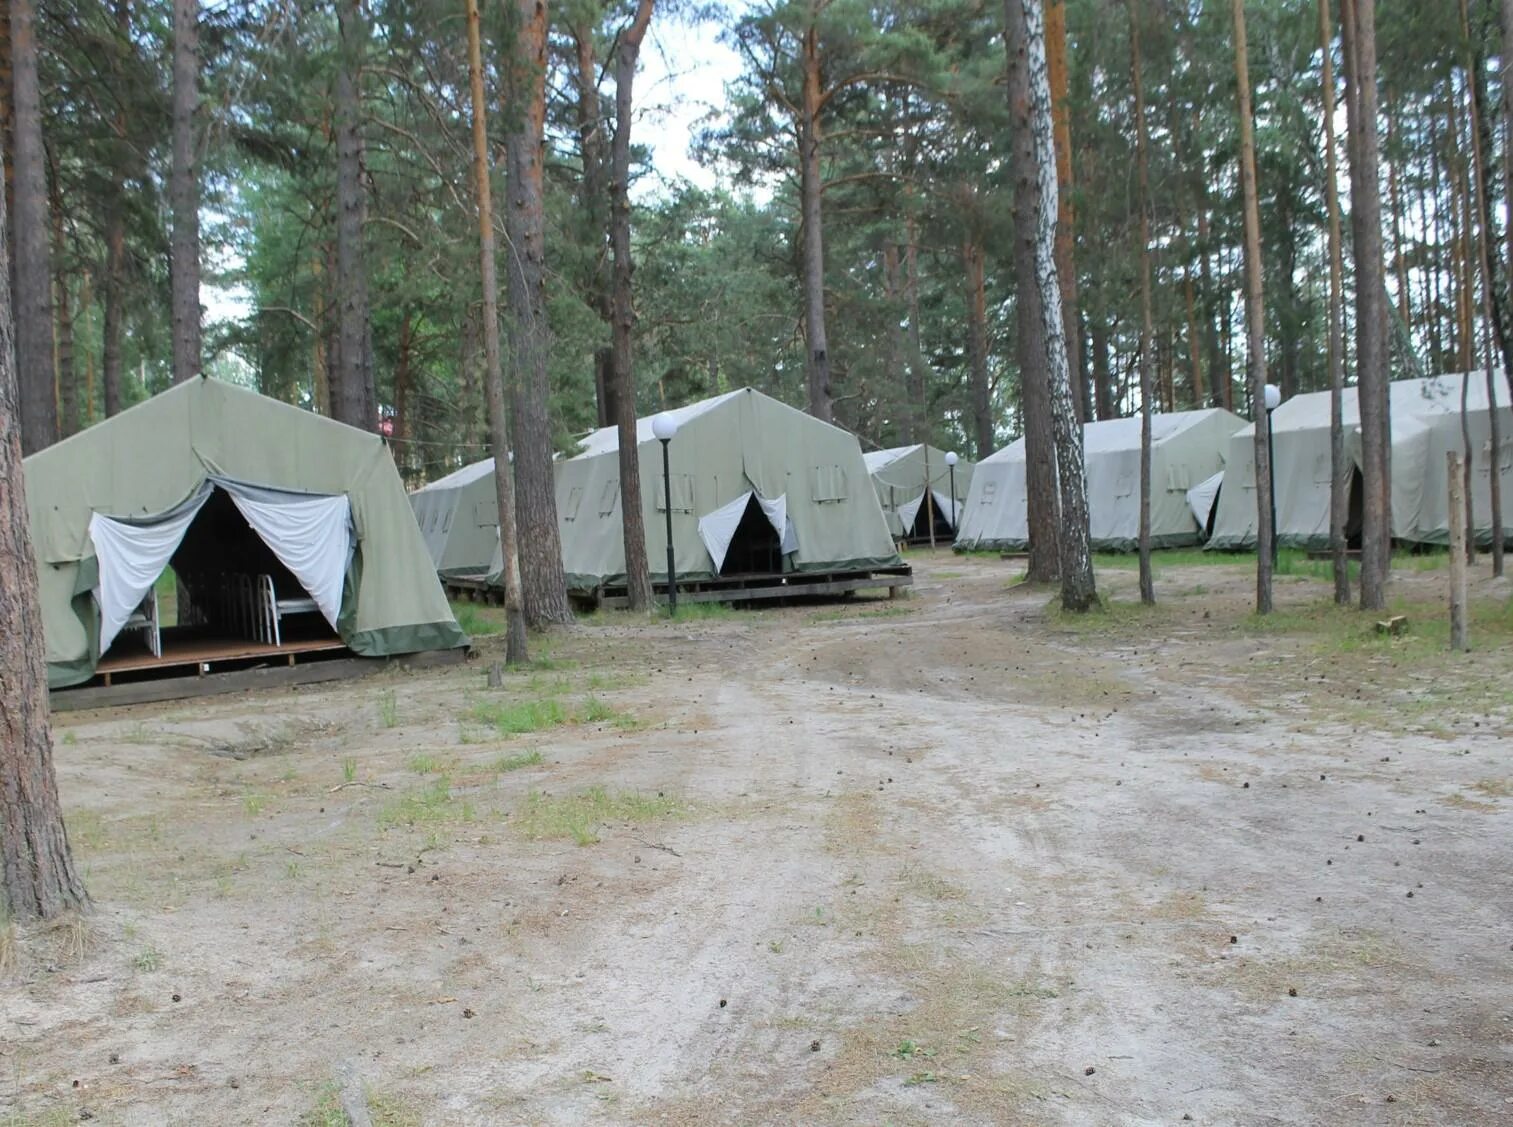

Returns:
697,491,754,573
215,478,353,629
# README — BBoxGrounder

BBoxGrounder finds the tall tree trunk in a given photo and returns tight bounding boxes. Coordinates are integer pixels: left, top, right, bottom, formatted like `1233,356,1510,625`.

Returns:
1233,0,1276,614
47,152,77,437
1462,0,1505,573
1021,0,1094,612
1004,0,1060,582
963,236,992,460
392,309,412,471
904,216,927,441
101,0,128,419
610,0,655,613
1341,0,1391,611
570,18,613,427
1320,0,1350,605
333,0,375,430
799,16,832,422
0,142,88,921
169,0,200,385
464,0,527,662
10,0,52,450
1045,0,1083,423
1502,0,1513,396
504,0,572,627
1091,315,1114,419
1131,0,1155,606
882,241,909,439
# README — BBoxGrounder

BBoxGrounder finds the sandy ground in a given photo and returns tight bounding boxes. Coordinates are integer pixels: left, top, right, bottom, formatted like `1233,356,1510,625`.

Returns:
3,550,1512,1126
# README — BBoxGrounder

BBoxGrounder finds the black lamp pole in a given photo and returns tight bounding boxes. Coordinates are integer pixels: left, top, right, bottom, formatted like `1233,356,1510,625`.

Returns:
948,463,957,528
660,436,677,612
1266,405,1278,566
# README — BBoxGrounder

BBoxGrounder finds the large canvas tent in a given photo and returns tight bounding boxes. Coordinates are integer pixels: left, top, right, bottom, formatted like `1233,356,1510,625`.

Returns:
410,457,501,580
863,444,974,541
554,387,902,594
955,408,1246,551
1206,372,1512,550
25,377,468,688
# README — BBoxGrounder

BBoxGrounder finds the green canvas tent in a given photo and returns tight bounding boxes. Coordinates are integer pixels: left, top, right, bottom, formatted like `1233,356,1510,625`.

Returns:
25,377,468,688
555,387,902,594
410,457,501,581
955,408,1245,551
863,444,974,541
1206,373,1512,550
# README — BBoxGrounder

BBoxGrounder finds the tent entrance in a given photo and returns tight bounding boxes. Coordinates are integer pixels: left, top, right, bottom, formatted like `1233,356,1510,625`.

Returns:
719,495,784,576
92,481,353,672
903,492,957,543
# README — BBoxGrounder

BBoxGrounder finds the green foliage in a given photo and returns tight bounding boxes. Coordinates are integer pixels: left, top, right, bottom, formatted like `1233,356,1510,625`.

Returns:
514,787,684,846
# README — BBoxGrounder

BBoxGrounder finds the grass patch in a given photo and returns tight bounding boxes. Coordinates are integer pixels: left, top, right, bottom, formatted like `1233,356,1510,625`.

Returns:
342,757,358,784
377,690,398,729
1469,778,1513,799
407,753,443,775
514,786,684,846
132,945,162,972
301,1080,422,1127
450,600,503,638
493,749,543,773
471,698,567,735
377,778,475,828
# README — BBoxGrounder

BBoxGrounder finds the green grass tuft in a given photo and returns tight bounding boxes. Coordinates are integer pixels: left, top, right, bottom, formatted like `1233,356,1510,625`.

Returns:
471,698,567,735
515,786,684,846
493,749,544,773
377,777,475,828
450,601,503,637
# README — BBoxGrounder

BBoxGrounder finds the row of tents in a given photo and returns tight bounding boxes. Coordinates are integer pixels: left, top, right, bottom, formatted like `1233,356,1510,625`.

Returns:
955,371,1513,553
24,372,1510,689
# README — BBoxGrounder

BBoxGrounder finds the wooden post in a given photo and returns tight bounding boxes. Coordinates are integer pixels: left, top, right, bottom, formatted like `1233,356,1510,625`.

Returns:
1448,450,1469,652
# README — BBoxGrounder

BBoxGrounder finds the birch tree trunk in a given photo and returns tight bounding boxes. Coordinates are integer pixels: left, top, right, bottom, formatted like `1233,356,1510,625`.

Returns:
1502,0,1513,402
1045,0,1083,423
1319,0,1350,605
1021,0,1094,612
1233,0,1276,614
0,143,88,921
1130,0,1155,606
504,0,573,627
1004,0,1060,583
799,15,832,422
333,0,375,430
465,0,528,663
10,0,53,450
1341,0,1391,611
610,0,655,612
169,0,201,385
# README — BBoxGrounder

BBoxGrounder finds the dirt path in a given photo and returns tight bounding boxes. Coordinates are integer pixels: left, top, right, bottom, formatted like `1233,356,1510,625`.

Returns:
3,552,1511,1125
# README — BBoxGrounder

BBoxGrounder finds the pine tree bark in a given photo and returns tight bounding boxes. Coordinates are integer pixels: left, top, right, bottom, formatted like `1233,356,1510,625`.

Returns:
333,0,375,431
1502,0,1513,398
1233,0,1276,614
169,0,200,385
1319,0,1350,605
101,0,128,419
1045,0,1083,423
1341,0,1391,611
465,0,527,663
1004,0,1060,583
610,0,655,612
1090,315,1114,419
0,147,88,921
1021,0,1094,612
504,0,573,626
799,15,832,422
904,217,927,440
963,236,992,460
10,0,53,451
1130,0,1155,606
570,19,613,427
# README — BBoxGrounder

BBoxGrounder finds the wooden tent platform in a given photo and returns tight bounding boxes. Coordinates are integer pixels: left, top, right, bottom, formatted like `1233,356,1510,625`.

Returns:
96,636,348,683
591,565,913,610
54,646,467,712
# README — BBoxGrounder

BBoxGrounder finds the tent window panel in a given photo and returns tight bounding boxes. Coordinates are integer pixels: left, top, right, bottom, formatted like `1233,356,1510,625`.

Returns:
1165,465,1191,493
980,481,997,503
441,507,452,533
1312,453,1332,484
563,486,585,522
655,473,695,514
1482,438,1513,473
473,498,498,528
1114,473,1134,499
598,479,620,517
811,465,848,503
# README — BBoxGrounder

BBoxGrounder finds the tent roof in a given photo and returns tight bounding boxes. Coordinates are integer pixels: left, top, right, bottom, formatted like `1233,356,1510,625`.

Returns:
863,445,922,473
1230,371,1508,438
571,388,746,460
414,457,495,492
977,407,1243,464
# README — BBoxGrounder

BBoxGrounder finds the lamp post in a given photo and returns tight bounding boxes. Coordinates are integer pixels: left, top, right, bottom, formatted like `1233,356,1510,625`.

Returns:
651,413,679,612
1263,383,1282,565
944,451,959,532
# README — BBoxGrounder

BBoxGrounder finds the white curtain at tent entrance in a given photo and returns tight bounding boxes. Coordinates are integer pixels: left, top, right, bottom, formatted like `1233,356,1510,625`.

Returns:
697,491,795,572
897,489,960,532
219,484,352,628
89,490,212,655
1186,471,1224,530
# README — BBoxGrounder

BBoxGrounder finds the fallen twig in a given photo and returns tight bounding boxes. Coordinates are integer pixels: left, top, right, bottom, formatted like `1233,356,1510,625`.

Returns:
631,834,682,858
